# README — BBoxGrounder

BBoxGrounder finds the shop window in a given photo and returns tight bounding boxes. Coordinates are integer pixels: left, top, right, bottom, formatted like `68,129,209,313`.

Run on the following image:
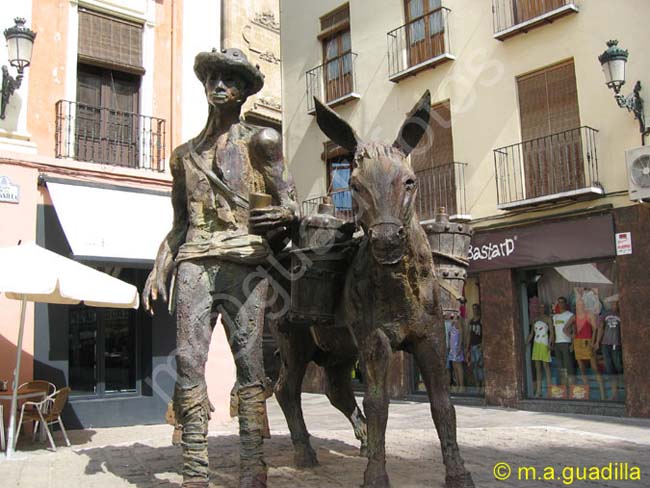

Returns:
413,276,484,397
68,268,149,396
520,261,623,402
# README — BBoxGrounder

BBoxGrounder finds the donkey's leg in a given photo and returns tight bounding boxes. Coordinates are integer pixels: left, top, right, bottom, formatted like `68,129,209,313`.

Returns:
324,359,368,456
360,330,392,488
274,326,319,467
413,335,474,488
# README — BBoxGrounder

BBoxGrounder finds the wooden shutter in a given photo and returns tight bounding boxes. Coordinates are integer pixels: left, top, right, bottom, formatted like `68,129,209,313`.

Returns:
320,4,350,36
78,8,144,74
405,0,444,67
76,65,140,166
517,60,583,198
412,100,457,219
518,60,580,138
514,0,566,24
412,100,453,171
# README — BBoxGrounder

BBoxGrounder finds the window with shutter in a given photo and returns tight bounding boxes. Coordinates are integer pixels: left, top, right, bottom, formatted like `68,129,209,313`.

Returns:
324,141,353,221
75,64,141,167
411,100,457,219
517,60,583,199
404,0,444,68
513,0,567,24
75,9,143,167
78,8,144,74
320,5,353,102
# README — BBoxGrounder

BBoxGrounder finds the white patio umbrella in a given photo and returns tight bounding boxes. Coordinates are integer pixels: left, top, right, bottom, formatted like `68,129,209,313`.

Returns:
0,242,139,458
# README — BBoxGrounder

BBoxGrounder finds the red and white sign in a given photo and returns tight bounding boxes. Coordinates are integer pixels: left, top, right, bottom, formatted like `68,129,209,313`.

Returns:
615,232,632,256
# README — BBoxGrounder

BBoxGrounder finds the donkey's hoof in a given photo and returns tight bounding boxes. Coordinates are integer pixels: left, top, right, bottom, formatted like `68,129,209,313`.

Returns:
294,446,319,468
239,472,267,488
362,473,390,488
182,480,209,488
359,443,369,458
445,472,475,488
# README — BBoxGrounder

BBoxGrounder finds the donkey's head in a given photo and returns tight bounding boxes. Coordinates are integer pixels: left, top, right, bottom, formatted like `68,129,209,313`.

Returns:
315,91,431,264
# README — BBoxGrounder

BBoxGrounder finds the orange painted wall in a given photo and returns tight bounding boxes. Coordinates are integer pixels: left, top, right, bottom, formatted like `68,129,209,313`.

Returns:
27,0,69,158
154,0,184,158
0,163,45,425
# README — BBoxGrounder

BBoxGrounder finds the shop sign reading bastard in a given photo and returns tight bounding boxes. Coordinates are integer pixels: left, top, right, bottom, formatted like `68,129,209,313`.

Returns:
0,176,19,204
467,214,615,273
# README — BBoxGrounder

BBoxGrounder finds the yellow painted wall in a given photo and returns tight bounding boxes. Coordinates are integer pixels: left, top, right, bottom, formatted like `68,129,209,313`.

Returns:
280,0,650,226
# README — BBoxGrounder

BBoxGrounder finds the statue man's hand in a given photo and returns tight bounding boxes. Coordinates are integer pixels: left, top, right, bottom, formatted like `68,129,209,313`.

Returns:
249,206,297,236
142,250,175,316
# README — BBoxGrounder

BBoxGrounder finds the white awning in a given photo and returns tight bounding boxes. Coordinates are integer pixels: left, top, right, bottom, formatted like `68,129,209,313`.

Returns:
46,180,172,262
554,264,612,285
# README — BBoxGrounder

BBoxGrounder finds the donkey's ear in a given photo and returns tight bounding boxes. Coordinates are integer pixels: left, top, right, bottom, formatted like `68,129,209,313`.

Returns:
393,90,431,157
314,97,360,154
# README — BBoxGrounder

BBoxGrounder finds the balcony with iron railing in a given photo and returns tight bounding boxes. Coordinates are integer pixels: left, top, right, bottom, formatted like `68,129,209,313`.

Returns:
415,162,469,222
302,188,354,222
493,126,603,210
492,0,579,41
387,7,454,83
301,162,469,224
306,52,360,114
55,100,166,172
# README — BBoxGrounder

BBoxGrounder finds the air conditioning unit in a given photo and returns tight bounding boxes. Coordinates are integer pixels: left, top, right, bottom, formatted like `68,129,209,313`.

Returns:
625,145,650,201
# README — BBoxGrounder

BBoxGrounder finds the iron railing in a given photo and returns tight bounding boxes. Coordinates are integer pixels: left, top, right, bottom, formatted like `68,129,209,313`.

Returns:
302,189,354,222
306,52,358,113
415,162,468,222
55,100,166,172
493,126,600,207
492,0,576,35
387,7,451,80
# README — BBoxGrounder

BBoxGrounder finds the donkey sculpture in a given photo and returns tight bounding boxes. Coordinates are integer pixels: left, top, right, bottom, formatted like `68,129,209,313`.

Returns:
269,91,474,487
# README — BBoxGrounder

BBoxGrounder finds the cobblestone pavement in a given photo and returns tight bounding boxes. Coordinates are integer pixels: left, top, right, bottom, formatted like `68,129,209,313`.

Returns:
1,393,650,487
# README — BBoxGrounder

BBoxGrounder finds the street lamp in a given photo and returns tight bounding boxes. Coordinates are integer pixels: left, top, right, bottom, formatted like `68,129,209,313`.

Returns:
598,40,649,145
1,18,36,120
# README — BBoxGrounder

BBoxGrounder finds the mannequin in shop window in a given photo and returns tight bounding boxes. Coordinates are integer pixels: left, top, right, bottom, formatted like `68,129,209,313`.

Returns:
564,295,606,400
465,304,484,389
447,319,465,393
527,304,555,398
552,296,576,387
596,298,623,401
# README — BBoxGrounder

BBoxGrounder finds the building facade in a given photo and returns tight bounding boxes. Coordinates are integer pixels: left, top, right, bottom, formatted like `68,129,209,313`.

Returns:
0,0,282,429
280,0,650,417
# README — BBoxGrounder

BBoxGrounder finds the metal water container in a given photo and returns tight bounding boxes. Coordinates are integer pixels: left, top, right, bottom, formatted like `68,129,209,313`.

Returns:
424,207,473,320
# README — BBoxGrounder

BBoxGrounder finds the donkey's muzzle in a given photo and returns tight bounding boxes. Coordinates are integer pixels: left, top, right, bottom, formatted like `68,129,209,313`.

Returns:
368,223,406,264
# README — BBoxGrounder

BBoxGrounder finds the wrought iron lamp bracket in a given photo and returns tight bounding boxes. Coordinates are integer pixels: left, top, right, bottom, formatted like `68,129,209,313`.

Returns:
614,81,649,144
1,65,24,120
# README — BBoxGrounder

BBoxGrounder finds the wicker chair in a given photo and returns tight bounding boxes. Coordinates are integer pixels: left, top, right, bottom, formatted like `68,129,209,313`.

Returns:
17,380,56,397
16,380,56,440
14,387,71,451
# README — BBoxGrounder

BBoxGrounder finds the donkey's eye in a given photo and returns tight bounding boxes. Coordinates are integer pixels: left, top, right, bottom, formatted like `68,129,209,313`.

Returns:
350,182,360,192
405,178,416,190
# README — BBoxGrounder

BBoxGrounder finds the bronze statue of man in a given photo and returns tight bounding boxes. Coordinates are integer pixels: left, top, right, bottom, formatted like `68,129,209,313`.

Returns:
143,47,298,488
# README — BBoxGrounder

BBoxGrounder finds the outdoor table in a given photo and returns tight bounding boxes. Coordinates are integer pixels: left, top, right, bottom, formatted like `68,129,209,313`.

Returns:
0,387,47,451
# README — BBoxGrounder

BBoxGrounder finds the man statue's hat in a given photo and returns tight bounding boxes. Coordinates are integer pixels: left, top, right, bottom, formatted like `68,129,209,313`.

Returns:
194,47,264,96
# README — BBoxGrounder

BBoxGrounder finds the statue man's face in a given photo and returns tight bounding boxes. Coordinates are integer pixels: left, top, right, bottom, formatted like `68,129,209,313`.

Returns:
203,69,247,108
